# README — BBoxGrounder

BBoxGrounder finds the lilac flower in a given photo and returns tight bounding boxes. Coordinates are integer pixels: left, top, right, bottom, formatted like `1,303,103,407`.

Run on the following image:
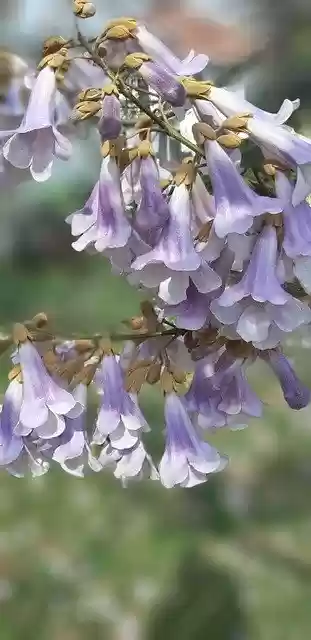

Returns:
0,380,23,467
204,139,282,238
42,384,90,477
262,350,310,410
92,355,149,450
139,60,186,107
133,155,170,246
67,155,131,253
211,226,311,348
185,351,262,430
275,170,311,292
98,90,121,141
207,85,300,124
3,66,72,181
159,393,226,488
131,183,221,301
247,118,311,205
15,340,78,438
135,24,209,76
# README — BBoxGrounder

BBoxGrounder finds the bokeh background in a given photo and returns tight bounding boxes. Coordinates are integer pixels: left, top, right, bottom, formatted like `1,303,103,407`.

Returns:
1,1,311,639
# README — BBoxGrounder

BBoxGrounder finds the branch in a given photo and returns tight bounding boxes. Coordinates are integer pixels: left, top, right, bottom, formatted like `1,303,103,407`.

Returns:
76,28,204,158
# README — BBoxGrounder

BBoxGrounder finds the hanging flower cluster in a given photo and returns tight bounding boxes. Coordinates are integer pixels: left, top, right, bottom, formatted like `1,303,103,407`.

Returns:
1,9,311,487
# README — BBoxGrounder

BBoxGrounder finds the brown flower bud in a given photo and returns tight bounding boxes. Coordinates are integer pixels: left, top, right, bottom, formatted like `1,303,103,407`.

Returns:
71,100,101,121
182,78,212,98
192,122,217,145
104,17,137,33
78,88,102,102
217,133,242,149
43,37,68,57
13,323,29,345
221,113,251,132
124,53,152,69
73,0,96,19
105,25,132,40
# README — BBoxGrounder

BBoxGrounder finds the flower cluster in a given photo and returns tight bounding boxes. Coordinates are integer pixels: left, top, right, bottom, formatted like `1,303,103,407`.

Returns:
1,11,311,487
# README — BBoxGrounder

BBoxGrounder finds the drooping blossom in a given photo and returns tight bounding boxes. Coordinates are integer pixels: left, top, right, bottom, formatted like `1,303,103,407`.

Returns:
3,66,72,181
204,139,282,238
275,170,311,292
132,154,170,246
92,355,149,451
131,183,221,304
15,339,78,438
98,86,121,141
159,392,226,488
67,155,131,253
211,226,311,349
261,350,310,410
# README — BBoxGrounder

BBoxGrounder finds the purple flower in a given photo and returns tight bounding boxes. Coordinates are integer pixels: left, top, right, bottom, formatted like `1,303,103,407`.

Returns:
131,183,222,303
98,91,121,141
0,380,23,466
211,226,311,348
262,350,310,410
41,384,90,477
3,66,72,181
208,86,300,124
92,355,149,450
15,340,78,438
185,352,262,430
204,140,282,238
159,393,226,488
133,155,170,246
67,155,131,253
132,184,200,273
139,61,186,107
135,24,209,76
275,170,311,292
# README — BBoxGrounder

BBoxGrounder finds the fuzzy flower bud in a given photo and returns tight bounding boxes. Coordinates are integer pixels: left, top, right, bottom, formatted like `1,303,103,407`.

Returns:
73,0,96,19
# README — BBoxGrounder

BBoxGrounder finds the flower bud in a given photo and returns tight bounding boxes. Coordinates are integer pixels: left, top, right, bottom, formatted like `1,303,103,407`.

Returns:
182,78,212,98
42,37,68,57
73,0,96,19
78,88,102,102
71,100,101,121
124,53,152,70
217,132,242,149
221,113,251,132
192,122,217,144
104,17,137,33
105,25,132,40
13,323,29,345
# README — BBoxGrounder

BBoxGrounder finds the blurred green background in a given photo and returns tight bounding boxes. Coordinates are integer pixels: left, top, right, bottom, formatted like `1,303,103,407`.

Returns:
1,1,311,639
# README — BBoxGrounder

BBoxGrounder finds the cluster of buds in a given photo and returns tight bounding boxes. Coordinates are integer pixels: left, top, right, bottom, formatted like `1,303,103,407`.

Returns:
1,13,311,487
